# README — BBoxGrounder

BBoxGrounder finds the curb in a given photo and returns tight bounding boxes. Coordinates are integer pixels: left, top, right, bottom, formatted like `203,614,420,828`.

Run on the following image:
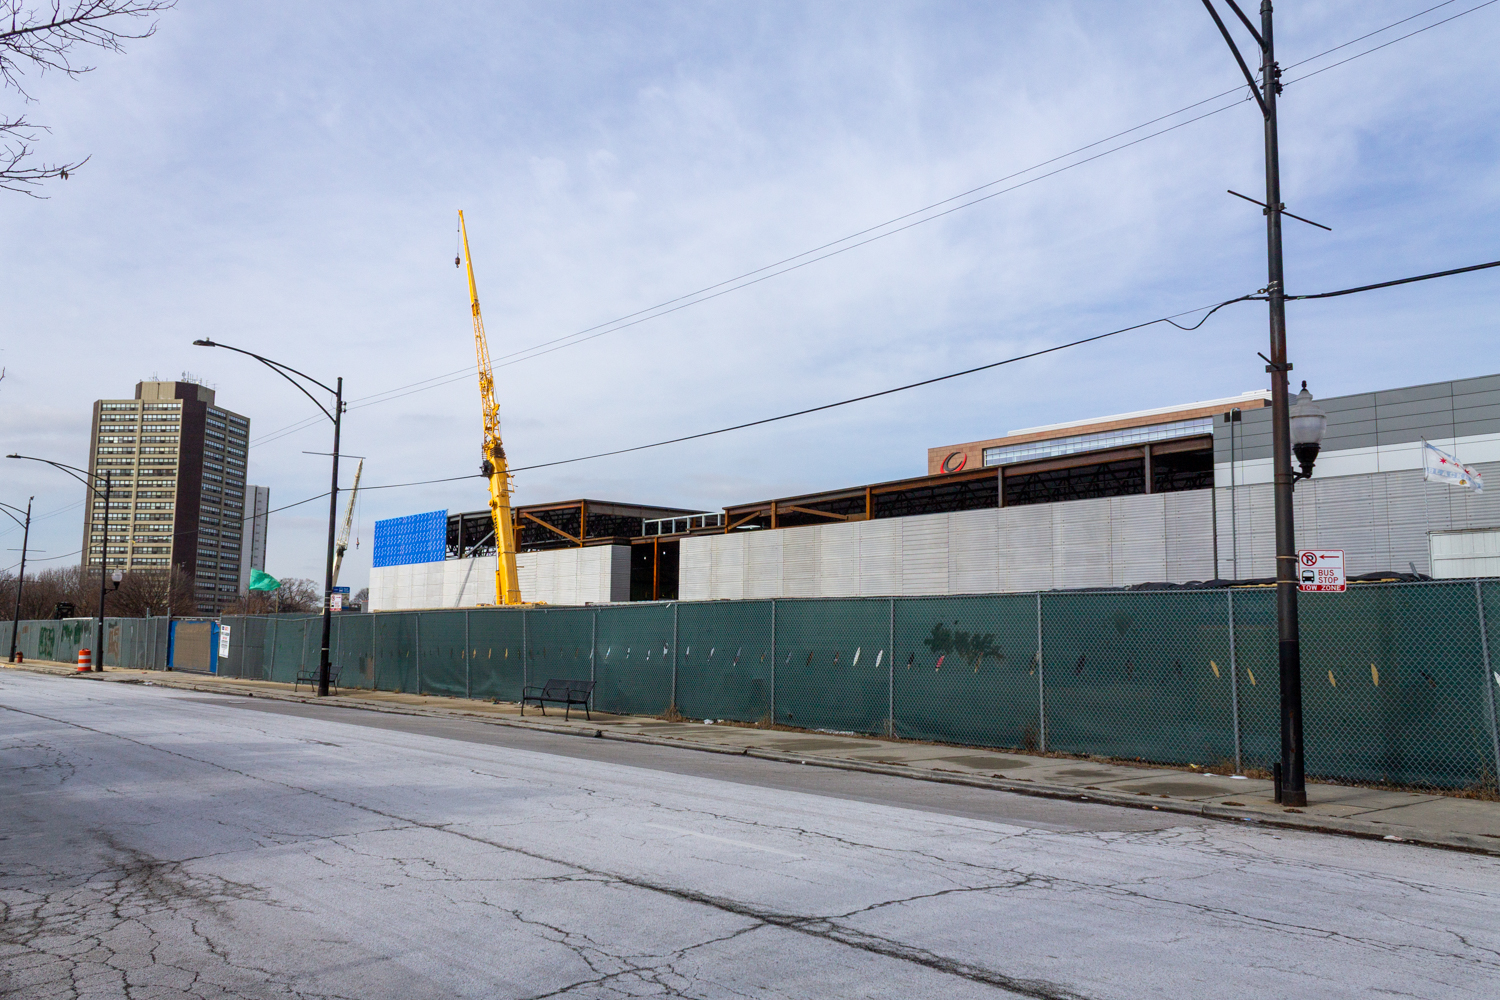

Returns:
11,663,1497,856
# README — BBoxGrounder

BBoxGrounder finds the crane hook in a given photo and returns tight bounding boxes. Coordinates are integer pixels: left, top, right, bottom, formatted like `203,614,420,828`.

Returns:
455,254,461,268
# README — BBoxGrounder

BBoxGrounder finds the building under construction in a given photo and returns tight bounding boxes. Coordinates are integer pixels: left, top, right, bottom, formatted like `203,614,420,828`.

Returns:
367,374,1500,610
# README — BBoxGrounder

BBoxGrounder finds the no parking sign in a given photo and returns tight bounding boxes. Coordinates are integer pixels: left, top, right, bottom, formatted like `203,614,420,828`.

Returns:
1297,549,1345,592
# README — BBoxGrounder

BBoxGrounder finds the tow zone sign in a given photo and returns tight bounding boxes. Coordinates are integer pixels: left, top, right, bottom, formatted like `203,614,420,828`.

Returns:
1298,549,1345,593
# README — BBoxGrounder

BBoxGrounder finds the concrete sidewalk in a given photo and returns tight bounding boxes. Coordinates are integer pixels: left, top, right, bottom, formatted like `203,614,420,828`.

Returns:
8,659,1499,855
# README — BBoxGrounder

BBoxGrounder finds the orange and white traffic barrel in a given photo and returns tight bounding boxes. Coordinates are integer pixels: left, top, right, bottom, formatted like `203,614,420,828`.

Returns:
76,649,92,672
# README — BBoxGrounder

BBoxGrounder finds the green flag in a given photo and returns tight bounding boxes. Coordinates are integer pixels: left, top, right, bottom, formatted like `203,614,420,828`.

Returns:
248,568,281,592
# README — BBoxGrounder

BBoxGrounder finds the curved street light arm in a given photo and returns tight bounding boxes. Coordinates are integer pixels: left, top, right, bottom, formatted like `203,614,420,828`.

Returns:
1200,0,1268,118
6,455,107,498
192,339,337,422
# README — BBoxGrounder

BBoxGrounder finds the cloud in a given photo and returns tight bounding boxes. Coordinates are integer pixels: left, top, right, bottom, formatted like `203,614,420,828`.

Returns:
3,1,1499,589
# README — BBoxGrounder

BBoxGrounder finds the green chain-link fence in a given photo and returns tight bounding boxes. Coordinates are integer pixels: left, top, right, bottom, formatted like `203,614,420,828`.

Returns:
19,579,1497,791
2,617,169,669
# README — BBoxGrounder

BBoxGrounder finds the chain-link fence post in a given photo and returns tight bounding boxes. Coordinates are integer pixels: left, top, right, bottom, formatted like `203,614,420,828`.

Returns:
522,608,529,693
298,618,310,677
671,602,679,710
769,599,777,724
1476,580,1500,785
590,608,598,712
1036,592,1046,752
887,598,895,737
334,613,342,682
268,616,278,680
370,613,377,689
1228,588,1242,773
414,612,422,694
464,610,472,700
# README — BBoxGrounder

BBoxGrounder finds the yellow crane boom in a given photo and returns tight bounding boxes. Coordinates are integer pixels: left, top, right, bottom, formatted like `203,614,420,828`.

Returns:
458,210,522,605
331,457,363,590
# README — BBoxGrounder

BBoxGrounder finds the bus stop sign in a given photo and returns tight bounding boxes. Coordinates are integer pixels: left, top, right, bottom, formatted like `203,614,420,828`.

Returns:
1297,549,1345,592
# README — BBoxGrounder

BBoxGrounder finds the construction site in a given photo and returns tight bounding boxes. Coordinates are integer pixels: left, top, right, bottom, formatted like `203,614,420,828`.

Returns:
368,371,1500,610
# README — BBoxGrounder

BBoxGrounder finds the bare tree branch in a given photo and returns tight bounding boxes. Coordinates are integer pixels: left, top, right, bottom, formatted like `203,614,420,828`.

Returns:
1,1,174,194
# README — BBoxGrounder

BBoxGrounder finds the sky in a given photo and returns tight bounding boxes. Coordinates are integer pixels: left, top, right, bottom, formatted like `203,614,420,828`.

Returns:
3,0,1499,594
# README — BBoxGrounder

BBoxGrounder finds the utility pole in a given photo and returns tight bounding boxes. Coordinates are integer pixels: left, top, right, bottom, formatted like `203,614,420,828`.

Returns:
192,339,345,697
96,469,112,671
4,458,119,672
319,379,343,697
2,497,32,663
1202,0,1306,804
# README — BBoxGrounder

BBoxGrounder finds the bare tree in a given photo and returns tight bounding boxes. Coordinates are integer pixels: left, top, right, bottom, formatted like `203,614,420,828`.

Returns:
109,566,195,616
2,1,175,195
219,577,322,615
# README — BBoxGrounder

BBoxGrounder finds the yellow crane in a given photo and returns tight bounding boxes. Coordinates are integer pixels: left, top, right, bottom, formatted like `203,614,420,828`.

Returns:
330,458,364,590
457,210,522,605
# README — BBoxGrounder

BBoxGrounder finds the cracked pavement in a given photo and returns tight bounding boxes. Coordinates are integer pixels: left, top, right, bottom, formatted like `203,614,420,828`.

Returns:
2,672,1497,998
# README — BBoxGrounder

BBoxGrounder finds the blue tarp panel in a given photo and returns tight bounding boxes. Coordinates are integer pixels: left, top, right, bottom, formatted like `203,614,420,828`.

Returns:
373,510,448,567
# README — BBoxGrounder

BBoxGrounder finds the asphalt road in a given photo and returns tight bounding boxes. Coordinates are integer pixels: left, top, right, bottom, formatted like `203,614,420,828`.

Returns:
3,671,1497,999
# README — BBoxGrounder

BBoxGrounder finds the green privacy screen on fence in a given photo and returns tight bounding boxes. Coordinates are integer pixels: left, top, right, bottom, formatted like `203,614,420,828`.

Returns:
198,579,1500,791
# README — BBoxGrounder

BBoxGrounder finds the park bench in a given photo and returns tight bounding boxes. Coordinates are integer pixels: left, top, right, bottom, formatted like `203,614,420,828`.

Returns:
294,668,341,695
521,678,595,721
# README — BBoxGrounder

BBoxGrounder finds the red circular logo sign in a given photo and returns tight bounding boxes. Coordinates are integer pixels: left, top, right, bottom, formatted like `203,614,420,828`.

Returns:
1300,551,1318,566
941,451,968,473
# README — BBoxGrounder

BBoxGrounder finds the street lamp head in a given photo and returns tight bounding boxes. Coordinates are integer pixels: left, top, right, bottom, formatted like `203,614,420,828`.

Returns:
111,569,123,590
1289,380,1327,479
192,339,216,347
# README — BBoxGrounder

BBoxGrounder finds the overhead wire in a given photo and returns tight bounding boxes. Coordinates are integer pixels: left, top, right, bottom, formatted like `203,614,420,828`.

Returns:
1287,257,1500,300
1282,0,1497,86
42,254,1500,573
268,0,1497,432
505,294,1260,474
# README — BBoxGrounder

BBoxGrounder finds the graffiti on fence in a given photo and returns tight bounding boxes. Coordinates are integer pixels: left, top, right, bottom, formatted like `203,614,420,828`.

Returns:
923,622,1003,672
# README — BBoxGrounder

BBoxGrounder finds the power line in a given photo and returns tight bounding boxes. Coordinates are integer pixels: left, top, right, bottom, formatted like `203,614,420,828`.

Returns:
1287,257,1500,300
236,0,1500,449
505,248,1500,475
1282,0,1497,86
506,295,1258,474
59,254,1500,565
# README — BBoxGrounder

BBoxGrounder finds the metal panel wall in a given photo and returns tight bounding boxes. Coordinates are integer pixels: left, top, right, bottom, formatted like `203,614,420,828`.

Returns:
1216,463,1500,579
369,546,631,610
682,491,1214,599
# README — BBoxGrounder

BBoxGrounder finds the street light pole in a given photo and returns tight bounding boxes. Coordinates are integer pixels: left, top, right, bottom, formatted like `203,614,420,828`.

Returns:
1257,2,1308,809
96,469,113,671
192,339,343,697
2,497,33,663
319,378,343,698
1202,0,1306,804
5,457,117,671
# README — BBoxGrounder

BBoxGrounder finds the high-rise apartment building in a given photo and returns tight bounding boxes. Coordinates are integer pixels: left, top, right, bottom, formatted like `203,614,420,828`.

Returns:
82,380,251,614
238,485,271,594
